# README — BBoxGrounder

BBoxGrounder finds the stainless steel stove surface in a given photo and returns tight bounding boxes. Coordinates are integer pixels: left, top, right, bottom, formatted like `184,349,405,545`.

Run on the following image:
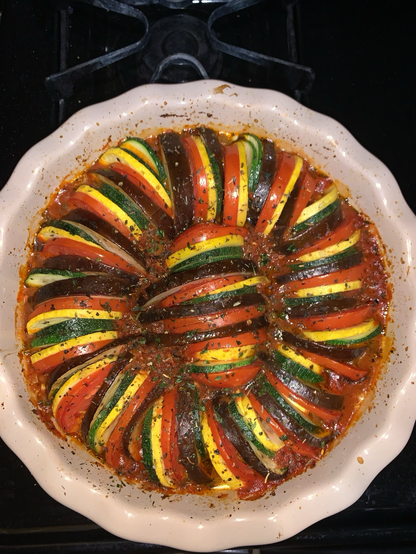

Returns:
0,0,415,552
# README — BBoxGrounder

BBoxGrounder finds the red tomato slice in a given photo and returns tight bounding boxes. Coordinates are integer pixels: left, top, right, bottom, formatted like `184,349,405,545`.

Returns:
284,264,365,294
33,339,115,374
255,153,297,234
160,388,187,483
265,369,340,423
247,392,320,459
222,142,242,225
182,137,209,222
159,305,264,334
70,189,135,240
110,162,173,217
41,236,142,276
191,361,261,388
170,223,248,253
298,350,368,381
54,362,114,434
105,375,156,471
206,402,259,482
159,275,245,308
287,170,318,229
184,330,267,360
30,296,128,318
298,304,374,331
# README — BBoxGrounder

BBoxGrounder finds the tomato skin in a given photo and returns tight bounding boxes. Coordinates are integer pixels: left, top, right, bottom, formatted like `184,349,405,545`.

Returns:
284,264,365,294
33,339,114,374
159,275,245,308
255,153,297,234
184,330,267,360
29,296,127,318
298,350,367,380
170,223,247,253
54,363,114,434
160,388,187,482
191,361,262,389
70,190,135,240
222,143,241,225
265,369,340,423
105,375,156,471
158,305,264,334
205,402,259,482
110,162,173,217
41,236,142,276
182,137,209,222
298,304,374,331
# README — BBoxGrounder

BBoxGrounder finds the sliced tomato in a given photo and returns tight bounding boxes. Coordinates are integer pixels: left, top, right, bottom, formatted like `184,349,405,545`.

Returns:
287,170,318,229
32,337,116,374
184,329,267,360
264,369,340,423
30,296,127,318
222,142,248,226
159,305,264,334
284,264,365,294
191,361,261,388
182,136,210,222
70,187,137,241
159,275,245,308
297,304,374,331
247,392,320,459
169,223,248,253
110,162,173,217
41,236,142,276
160,388,187,483
298,350,368,380
105,375,156,470
205,401,259,482
54,362,114,434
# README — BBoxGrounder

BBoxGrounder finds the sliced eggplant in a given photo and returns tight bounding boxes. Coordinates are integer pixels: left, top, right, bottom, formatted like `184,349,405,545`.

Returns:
139,292,265,324
159,132,194,234
176,383,212,484
282,331,366,362
32,274,132,306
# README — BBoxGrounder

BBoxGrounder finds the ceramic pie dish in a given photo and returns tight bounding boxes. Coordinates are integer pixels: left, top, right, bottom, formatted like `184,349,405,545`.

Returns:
0,80,415,551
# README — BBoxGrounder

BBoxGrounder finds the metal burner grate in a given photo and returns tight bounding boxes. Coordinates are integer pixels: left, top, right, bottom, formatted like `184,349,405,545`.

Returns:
46,0,314,123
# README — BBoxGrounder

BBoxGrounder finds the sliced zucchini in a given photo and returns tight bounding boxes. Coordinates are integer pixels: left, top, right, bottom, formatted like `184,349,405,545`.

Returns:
30,318,117,348
141,405,159,483
193,344,257,363
97,181,150,230
303,318,380,343
298,230,361,263
228,400,275,457
289,246,359,272
120,137,166,181
241,134,263,193
27,306,123,335
294,184,338,226
188,356,256,374
25,268,92,287
274,346,323,383
166,233,244,270
170,246,243,274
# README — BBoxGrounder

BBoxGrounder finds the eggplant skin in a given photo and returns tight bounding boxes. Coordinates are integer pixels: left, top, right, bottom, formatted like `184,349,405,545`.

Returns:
215,402,283,481
139,292,265,324
159,132,194,235
176,384,212,484
247,140,277,225
281,331,366,362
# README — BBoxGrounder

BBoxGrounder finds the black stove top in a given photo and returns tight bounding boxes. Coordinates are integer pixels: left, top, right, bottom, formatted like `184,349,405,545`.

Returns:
0,1,415,552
